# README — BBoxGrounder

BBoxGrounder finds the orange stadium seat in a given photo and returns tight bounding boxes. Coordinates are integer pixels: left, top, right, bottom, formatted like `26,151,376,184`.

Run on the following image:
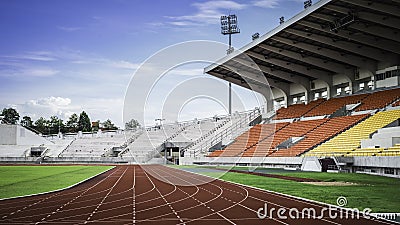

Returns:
304,94,368,117
275,98,324,120
209,123,287,157
356,88,400,111
268,114,368,157
242,119,327,157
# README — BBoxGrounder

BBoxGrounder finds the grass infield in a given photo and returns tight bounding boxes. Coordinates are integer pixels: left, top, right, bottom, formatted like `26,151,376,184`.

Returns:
173,165,400,213
0,165,113,199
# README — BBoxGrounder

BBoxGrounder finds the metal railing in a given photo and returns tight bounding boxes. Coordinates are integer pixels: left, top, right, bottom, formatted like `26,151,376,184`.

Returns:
183,108,262,157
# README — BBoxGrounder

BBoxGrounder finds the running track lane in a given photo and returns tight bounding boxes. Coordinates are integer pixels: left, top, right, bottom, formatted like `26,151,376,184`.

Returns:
0,165,395,225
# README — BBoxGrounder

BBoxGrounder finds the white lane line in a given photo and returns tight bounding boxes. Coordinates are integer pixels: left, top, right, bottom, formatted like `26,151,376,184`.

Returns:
151,166,238,225
142,165,237,225
142,167,185,224
1,191,62,220
162,166,291,225
133,166,136,225
33,167,121,225
84,167,128,224
169,166,344,225
136,166,202,214
137,167,204,222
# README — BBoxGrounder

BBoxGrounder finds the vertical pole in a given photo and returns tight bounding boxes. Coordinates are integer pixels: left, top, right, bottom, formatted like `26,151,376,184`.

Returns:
228,16,232,115
229,82,232,115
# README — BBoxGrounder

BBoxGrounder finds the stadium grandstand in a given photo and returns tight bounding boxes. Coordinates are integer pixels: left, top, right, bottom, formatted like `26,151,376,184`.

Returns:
0,0,400,178
195,0,400,177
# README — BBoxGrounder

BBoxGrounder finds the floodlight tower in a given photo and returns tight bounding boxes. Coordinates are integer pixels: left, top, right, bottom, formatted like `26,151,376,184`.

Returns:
221,14,240,115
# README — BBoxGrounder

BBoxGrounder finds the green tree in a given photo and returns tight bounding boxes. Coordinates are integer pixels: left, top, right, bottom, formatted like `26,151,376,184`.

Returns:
49,116,64,134
66,113,79,133
78,111,91,132
34,117,48,134
102,119,117,130
21,116,33,127
1,108,20,124
125,118,141,130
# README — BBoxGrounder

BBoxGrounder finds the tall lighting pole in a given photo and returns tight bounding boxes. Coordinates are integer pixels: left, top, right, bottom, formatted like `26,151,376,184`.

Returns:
221,14,240,115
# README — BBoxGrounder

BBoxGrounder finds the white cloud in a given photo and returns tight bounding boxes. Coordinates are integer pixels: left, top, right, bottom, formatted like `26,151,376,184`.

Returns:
166,0,247,26
35,96,71,107
11,96,79,120
109,60,140,70
57,26,82,32
10,96,125,127
1,51,57,61
27,68,60,77
252,0,280,8
0,66,59,78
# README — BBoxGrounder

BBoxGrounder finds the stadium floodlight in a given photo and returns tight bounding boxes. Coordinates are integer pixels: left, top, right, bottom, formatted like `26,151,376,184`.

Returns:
279,16,285,24
252,32,260,41
221,14,240,55
221,14,240,115
304,0,312,9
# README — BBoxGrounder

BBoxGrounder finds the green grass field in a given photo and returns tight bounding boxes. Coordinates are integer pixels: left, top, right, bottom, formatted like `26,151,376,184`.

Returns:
0,165,113,199
175,165,400,213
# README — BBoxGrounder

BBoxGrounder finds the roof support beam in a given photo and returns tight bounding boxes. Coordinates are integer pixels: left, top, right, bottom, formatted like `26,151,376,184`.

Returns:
298,20,400,55
231,57,311,88
208,71,250,90
246,51,332,81
272,35,377,72
340,0,400,17
311,13,400,43
259,44,352,75
217,65,289,92
285,28,392,62
325,4,400,31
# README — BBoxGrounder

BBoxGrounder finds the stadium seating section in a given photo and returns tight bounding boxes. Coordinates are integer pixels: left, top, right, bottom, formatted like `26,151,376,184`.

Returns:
275,98,324,120
307,109,400,157
210,123,286,157
271,114,367,157
275,88,400,119
304,94,368,117
356,88,400,111
392,100,400,107
243,119,326,157
209,88,400,158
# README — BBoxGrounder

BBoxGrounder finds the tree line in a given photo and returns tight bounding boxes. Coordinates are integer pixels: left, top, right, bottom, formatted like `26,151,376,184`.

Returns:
0,108,119,135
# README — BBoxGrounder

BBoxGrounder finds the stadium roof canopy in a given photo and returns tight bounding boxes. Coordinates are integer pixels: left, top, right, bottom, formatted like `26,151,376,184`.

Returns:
204,0,400,103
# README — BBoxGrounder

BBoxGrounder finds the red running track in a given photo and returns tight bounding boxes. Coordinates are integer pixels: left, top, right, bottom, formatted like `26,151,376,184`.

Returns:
0,165,395,225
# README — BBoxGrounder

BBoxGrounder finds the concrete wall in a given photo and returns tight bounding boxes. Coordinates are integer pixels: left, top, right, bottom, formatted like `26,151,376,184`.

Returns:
301,157,321,172
0,125,17,145
353,156,400,168
333,74,350,86
361,127,400,148
0,156,132,164
0,124,53,146
16,125,53,146
290,83,307,97
376,76,399,89
187,156,303,167
358,69,373,80
311,80,328,91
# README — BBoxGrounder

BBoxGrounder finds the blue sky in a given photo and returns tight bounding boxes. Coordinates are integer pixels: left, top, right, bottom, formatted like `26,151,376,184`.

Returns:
0,0,306,127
